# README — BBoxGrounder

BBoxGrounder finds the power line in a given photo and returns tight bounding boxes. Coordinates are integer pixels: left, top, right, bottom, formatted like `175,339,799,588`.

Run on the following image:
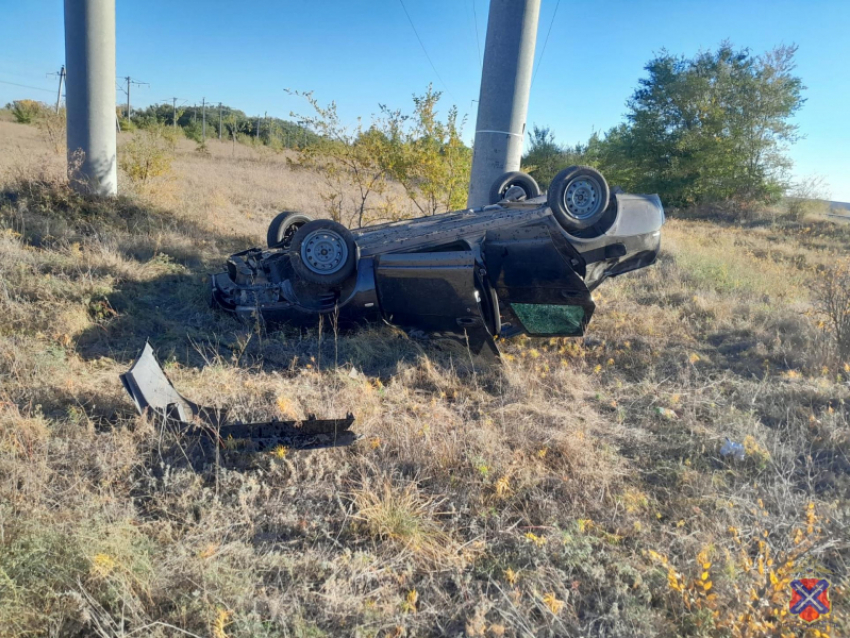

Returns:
0,79,55,94
531,0,561,89
397,0,456,101
118,76,149,120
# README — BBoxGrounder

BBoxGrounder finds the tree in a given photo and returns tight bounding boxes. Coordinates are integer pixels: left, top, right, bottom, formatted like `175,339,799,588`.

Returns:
378,85,471,216
619,42,805,206
522,126,587,189
290,86,472,228
290,91,390,228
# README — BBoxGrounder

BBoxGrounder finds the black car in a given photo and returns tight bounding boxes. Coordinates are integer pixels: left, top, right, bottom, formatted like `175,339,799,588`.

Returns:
211,166,664,354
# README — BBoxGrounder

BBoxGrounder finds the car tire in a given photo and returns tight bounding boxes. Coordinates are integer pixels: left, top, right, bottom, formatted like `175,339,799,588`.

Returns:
267,211,313,249
547,166,610,231
290,219,357,286
489,171,541,204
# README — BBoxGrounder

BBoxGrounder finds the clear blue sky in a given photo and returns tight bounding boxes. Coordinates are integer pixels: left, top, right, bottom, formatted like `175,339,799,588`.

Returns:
2,1,848,201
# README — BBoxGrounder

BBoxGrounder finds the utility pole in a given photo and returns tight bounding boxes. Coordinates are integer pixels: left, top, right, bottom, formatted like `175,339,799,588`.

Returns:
466,0,540,208
171,97,178,128
49,65,66,113
120,76,148,120
218,102,222,140
64,0,118,196
201,97,206,141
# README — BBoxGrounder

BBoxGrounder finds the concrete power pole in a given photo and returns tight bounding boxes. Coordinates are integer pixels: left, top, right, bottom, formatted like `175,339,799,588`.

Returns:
124,77,131,119
52,65,66,113
218,102,222,140
466,0,540,208
121,77,147,121
201,97,206,141
64,0,118,196
171,97,178,128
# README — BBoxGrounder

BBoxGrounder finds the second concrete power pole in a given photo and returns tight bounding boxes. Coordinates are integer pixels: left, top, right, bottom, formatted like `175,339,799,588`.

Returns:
64,0,118,196
124,76,131,119
466,0,540,208
54,65,66,113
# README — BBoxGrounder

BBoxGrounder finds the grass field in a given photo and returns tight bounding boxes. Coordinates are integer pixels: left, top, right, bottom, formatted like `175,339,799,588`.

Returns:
0,119,848,638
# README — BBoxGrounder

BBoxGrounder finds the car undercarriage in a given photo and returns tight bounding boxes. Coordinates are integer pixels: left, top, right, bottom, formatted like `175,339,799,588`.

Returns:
211,166,664,354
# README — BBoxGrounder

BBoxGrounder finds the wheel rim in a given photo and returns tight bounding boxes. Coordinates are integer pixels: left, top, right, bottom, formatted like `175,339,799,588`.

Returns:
300,229,349,275
563,177,602,220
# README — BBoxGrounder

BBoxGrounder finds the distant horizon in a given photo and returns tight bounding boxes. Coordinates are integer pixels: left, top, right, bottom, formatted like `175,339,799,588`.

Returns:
1,0,848,200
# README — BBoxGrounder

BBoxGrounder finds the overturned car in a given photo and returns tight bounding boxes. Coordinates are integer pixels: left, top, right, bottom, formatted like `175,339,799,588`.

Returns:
211,166,664,354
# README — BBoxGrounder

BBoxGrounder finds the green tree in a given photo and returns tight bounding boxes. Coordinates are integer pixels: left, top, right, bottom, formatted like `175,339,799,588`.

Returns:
619,42,805,206
290,91,390,228
378,85,471,215
522,126,588,189
291,86,471,227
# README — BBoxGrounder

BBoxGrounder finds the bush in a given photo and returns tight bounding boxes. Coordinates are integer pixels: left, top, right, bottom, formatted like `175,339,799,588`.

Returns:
784,175,831,220
182,120,204,143
33,108,67,154
119,124,179,184
11,100,46,124
813,260,850,361
291,85,471,228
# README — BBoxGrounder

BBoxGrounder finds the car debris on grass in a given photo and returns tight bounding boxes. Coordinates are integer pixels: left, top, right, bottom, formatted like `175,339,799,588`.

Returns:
121,342,357,450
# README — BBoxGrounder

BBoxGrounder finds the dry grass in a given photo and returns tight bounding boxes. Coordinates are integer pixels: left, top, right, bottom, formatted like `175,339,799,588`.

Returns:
0,119,848,638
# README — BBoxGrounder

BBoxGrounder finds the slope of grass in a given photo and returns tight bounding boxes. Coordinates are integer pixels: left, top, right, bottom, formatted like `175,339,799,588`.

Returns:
0,121,847,638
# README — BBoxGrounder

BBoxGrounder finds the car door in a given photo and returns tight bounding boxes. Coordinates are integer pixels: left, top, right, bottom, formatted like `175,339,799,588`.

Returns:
482,218,595,337
374,250,499,354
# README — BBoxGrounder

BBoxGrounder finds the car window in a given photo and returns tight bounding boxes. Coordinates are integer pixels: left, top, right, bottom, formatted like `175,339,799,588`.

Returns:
511,303,585,336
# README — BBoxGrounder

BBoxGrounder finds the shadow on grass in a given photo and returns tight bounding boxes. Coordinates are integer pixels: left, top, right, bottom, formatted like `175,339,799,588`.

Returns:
75,267,491,377
71,258,491,381
1,179,497,434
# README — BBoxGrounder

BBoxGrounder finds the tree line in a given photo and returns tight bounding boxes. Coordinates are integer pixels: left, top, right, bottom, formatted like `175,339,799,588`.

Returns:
126,102,321,150
7,41,807,212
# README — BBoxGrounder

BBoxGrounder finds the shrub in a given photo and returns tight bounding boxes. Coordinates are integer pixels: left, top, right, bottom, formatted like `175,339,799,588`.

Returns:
119,124,179,184
182,120,204,143
784,175,831,221
34,108,66,154
291,85,471,227
11,100,46,124
813,260,850,361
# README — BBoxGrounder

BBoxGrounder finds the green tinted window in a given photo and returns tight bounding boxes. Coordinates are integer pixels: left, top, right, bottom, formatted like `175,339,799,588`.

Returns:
511,303,585,336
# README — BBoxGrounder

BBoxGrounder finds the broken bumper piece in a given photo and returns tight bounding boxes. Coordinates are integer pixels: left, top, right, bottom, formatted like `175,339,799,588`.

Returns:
120,343,358,450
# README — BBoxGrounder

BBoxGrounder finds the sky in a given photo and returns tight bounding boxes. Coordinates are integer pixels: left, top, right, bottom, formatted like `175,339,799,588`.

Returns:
1,0,848,201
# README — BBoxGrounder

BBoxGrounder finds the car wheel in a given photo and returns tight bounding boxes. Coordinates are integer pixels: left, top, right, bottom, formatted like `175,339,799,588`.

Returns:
489,171,541,204
547,166,610,231
267,211,313,249
290,219,357,286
